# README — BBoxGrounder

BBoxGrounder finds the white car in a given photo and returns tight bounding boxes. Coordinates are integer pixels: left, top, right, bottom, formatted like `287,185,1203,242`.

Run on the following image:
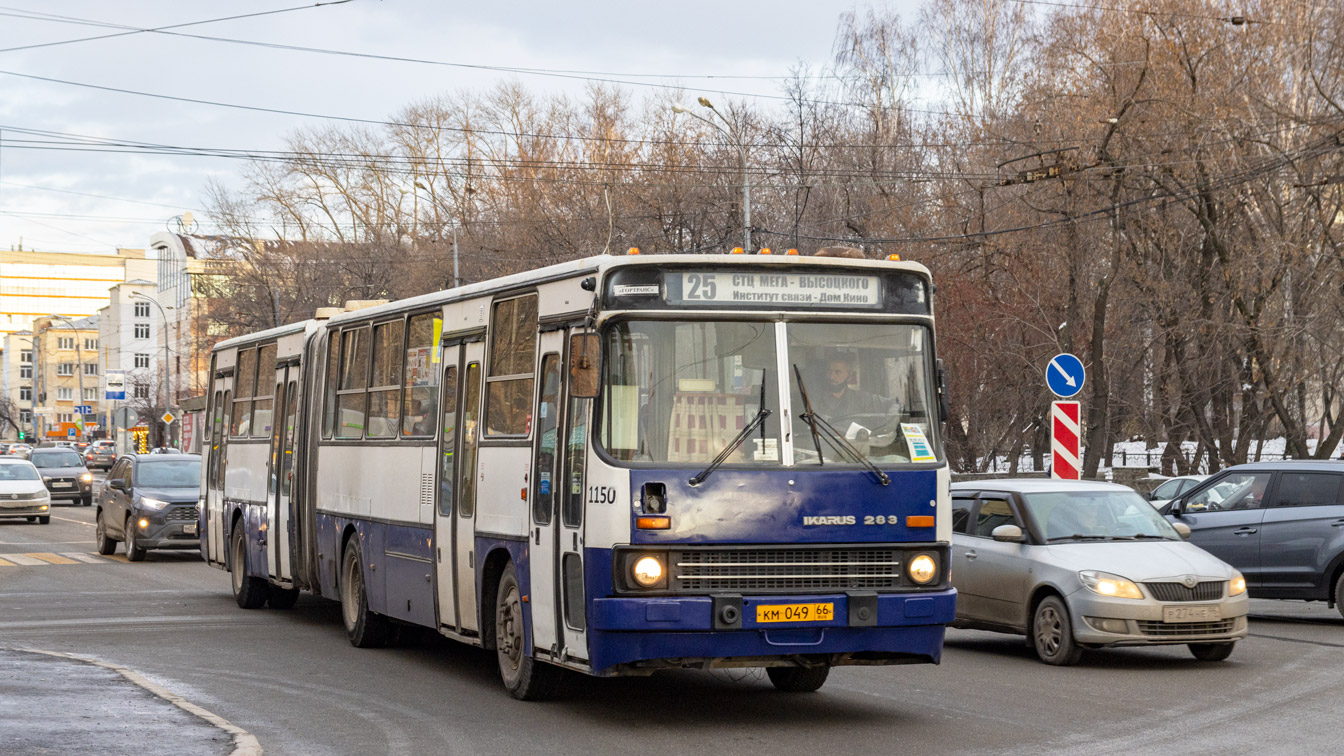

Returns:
1145,475,1208,508
0,458,53,524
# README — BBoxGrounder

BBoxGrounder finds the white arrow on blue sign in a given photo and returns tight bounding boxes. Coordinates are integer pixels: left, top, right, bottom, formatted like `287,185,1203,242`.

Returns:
1046,353,1086,398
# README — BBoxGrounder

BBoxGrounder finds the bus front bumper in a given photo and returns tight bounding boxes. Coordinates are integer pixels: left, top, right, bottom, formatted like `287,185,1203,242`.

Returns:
587,588,956,675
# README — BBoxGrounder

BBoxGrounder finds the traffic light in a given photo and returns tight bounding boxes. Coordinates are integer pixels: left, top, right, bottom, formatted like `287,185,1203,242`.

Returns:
17,430,23,440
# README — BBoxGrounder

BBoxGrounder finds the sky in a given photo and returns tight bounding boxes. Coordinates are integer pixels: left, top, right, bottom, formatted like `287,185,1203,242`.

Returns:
0,0,927,254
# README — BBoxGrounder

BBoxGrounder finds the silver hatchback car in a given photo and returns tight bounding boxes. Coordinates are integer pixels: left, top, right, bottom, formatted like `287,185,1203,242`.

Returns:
950,479,1248,665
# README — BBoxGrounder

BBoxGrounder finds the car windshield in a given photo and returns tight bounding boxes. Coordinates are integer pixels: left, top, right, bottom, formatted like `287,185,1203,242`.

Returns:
787,322,938,465
602,320,782,464
137,459,201,487
0,464,39,481
32,451,83,468
1023,490,1180,541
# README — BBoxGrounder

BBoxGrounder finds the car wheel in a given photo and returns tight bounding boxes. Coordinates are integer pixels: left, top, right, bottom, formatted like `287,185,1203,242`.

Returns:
81,494,92,507
766,666,830,692
38,516,50,524
1188,642,1235,661
1032,595,1083,666
124,516,147,562
95,511,117,555
25,516,35,522
340,537,392,647
495,562,560,700
1335,572,1344,621
230,523,269,609
267,587,301,610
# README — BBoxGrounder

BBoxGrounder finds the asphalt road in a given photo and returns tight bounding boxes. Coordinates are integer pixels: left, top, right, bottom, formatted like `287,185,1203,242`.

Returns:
3,486,1342,756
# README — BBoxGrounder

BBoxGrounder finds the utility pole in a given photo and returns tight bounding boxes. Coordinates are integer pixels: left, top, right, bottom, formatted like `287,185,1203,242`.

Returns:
47,315,86,440
132,293,171,446
672,97,752,251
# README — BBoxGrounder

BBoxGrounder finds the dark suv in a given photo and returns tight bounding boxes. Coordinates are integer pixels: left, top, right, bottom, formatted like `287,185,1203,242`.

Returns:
28,448,94,505
1162,461,1344,616
95,454,202,562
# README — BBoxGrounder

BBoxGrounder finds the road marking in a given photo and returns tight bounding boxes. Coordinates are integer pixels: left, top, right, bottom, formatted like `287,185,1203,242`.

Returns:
2,554,46,566
50,515,94,526
0,556,12,566
27,552,78,565
59,552,103,563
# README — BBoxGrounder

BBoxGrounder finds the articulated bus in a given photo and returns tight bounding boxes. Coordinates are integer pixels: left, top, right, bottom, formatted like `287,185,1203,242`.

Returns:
201,251,955,699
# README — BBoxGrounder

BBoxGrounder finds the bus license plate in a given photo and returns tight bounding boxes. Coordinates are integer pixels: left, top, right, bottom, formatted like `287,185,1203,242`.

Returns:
755,602,834,623
1163,604,1220,623
183,523,197,535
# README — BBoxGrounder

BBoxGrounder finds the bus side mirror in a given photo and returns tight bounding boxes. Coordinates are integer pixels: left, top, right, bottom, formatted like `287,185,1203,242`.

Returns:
570,333,600,398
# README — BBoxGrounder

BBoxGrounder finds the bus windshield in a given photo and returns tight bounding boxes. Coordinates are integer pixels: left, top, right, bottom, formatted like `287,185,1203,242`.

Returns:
788,322,939,465
602,320,781,464
600,319,939,466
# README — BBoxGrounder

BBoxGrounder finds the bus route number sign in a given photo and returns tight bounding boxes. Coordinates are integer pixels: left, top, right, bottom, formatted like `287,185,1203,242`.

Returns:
668,271,882,308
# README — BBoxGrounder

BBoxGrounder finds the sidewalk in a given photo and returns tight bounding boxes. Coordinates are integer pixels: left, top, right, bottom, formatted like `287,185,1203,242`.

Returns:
0,648,254,756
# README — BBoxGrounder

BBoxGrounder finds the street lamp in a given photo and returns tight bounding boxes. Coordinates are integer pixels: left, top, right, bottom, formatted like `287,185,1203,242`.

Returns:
407,179,460,286
130,292,172,446
45,315,87,441
672,97,752,251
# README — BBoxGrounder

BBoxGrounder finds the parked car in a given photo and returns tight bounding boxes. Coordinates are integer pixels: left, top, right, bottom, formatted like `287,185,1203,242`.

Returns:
1145,474,1208,508
28,448,95,506
0,458,52,524
95,453,202,562
951,479,1248,665
1160,460,1344,617
84,444,115,470
8,444,32,459
0,443,10,455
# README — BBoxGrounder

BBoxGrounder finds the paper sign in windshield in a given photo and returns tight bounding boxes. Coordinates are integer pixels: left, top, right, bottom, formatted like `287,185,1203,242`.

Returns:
901,424,937,462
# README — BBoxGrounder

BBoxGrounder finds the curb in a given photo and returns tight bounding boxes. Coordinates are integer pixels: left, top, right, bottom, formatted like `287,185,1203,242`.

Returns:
11,648,262,756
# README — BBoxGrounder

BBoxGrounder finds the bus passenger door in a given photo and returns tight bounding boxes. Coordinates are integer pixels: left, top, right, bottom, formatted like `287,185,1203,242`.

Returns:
434,347,460,630
527,334,564,657
206,374,233,565
265,366,297,580
558,332,592,661
456,344,484,633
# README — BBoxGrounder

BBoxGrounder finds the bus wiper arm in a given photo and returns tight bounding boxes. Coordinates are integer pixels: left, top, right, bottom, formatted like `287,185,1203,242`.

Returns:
688,406,772,487
793,365,889,486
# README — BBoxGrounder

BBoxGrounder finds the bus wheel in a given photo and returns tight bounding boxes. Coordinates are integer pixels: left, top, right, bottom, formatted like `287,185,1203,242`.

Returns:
230,524,268,609
268,587,301,610
495,562,559,700
766,665,830,692
340,538,391,647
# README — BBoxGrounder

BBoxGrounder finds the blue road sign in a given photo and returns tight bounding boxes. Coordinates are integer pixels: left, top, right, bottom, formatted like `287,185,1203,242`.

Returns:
1047,353,1086,398
75,404,92,415
66,428,76,438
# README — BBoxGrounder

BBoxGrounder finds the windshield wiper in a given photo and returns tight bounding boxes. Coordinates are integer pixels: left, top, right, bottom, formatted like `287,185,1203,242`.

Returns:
689,381,772,487
792,364,890,486
1046,534,1112,542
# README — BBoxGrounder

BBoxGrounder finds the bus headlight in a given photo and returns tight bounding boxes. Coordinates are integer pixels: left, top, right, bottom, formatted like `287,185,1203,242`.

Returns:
908,554,937,584
631,555,665,588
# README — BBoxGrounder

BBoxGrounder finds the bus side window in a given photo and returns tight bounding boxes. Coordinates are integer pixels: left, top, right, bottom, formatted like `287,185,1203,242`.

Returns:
402,313,441,437
438,366,458,516
231,349,256,437
219,389,232,489
562,397,590,528
336,327,370,439
252,344,276,439
323,334,340,438
367,319,404,438
485,294,537,436
533,354,560,525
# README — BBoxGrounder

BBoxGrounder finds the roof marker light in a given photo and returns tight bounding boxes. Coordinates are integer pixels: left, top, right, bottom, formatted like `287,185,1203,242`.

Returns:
730,247,745,254
759,247,772,255
785,248,799,255
627,247,641,255
887,253,901,261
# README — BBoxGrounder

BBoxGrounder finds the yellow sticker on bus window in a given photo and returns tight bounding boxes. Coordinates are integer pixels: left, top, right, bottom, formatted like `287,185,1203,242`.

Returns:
901,423,937,462
431,317,443,363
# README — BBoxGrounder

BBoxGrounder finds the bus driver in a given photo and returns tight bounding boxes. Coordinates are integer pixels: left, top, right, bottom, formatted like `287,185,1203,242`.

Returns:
812,356,899,425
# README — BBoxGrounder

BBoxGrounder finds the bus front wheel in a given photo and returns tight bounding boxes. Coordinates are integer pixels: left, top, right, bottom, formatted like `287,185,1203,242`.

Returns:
495,562,559,700
231,523,268,609
340,537,392,647
766,665,830,692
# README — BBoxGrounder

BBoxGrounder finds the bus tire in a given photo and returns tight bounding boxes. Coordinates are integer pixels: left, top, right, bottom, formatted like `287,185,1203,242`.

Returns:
495,562,559,700
95,510,117,555
766,665,830,692
268,587,301,610
124,516,147,562
341,538,392,648
231,523,268,609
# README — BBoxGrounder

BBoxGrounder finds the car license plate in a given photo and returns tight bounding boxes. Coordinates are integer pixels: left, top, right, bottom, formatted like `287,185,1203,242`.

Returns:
1,500,29,509
755,602,834,623
1163,604,1221,622
183,523,197,535
51,482,71,488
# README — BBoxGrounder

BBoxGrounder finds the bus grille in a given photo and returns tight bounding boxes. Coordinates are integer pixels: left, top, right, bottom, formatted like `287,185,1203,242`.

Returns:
1144,581,1224,602
671,548,903,592
1136,619,1236,637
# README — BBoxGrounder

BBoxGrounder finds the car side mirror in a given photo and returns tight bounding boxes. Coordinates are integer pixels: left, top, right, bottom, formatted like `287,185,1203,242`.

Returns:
991,524,1025,543
108,480,127,492
1167,498,1183,516
1171,522,1191,539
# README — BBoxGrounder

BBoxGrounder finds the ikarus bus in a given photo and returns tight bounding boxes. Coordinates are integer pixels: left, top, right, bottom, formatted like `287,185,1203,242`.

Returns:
200,251,956,699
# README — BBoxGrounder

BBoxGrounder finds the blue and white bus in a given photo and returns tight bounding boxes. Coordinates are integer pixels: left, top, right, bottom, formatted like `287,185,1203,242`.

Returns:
201,251,955,698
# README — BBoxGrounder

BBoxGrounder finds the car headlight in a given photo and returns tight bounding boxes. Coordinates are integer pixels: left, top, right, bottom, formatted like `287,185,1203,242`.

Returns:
1229,572,1246,596
139,497,170,511
1079,570,1144,599
81,473,93,483
631,555,665,588
908,553,938,584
